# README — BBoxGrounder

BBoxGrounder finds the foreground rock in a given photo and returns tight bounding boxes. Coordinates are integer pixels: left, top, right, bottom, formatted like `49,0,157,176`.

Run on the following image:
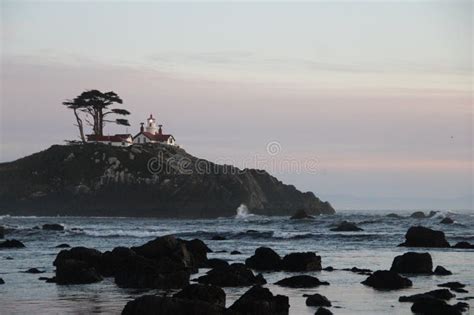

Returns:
197,263,266,287
174,284,225,307
361,270,412,290
398,226,450,248
0,239,25,248
315,307,333,315
290,209,314,220
440,217,454,224
228,285,289,315
281,252,321,271
122,295,225,315
453,241,474,249
411,299,468,315
434,266,452,275
330,221,363,232
275,275,329,288
390,252,432,274
206,258,229,269
0,278,4,284
399,289,455,302
305,293,331,307
180,239,211,268
42,224,64,231
438,282,465,289
55,259,103,284
245,247,282,271
0,226,4,238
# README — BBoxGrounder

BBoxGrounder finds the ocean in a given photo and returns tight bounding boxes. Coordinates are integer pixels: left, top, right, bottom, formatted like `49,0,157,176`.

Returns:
0,209,473,314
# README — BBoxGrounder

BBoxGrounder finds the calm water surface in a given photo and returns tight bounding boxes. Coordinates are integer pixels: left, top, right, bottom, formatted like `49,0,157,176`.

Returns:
0,209,473,314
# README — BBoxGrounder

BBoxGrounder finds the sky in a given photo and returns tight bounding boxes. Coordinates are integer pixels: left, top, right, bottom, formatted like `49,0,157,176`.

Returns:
0,1,472,210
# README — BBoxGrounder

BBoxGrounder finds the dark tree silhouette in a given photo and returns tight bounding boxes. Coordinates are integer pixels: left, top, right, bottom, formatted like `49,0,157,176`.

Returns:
63,90,130,140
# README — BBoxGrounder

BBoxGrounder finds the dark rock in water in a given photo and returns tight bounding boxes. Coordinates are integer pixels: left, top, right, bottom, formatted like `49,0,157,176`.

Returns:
55,259,103,284
457,296,474,301
5,256,13,260
0,226,4,238
180,239,211,267
206,258,229,269
330,221,363,232
304,293,332,307
0,239,25,248
399,289,455,302
55,244,71,248
229,285,289,315
245,247,282,271
53,246,103,285
386,213,402,218
440,217,454,224
211,235,226,241
428,211,438,217
438,282,466,289
411,298,464,315
398,226,450,248
342,267,372,274
290,209,314,220
361,270,412,290
275,275,329,288
453,241,474,249
390,252,433,274
121,295,225,315
451,288,468,293
32,226,40,230
174,283,226,307
410,211,427,218
25,268,44,274
315,307,333,315
323,266,335,271
0,144,335,218
0,278,4,284
42,224,64,231
281,252,321,271
131,235,193,267
197,263,266,287
214,250,227,253
434,266,452,276
230,250,241,255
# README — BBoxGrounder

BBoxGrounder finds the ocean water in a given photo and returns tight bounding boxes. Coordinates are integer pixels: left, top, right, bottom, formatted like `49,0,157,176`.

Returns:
0,209,473,314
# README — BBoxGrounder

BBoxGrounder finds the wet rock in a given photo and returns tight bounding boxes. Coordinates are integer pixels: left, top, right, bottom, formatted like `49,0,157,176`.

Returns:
174,283,226,307
245,247,282,271
42,224,64,231
304,293,331,307
5,256,13,260
330,221,363,232
0,226,4,238
121,295,225,315
0,239,25,248
211,235,226,241
206,258,229,269
410,211,427,219
361,270,412,290
342,267,372,274
434,266,452,276
438,282,465,289
315,307,333,315
390,252,433,274
451,288,468,293
440,217,454,224
323,266,335,271
55,259,103,284
290,209,314,220
275,275,329,288
24,268,44,274
398,226,450,248
0,278,4,284
230,250,241,255
457,296,474,301
453,241,474,249
386,213,402,218
197,263,266,287
281,252,321,271
54,247,103,270
181,239,211,267
399,289,455,302
411,298,464,315
55,244,71,248
229,285,289,315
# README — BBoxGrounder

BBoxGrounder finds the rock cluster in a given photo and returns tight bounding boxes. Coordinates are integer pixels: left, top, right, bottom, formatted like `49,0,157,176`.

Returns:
245,247,321,271
398,226,450,248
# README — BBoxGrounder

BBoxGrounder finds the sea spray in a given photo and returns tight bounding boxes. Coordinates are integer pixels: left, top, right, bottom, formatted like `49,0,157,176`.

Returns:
235,204,252,218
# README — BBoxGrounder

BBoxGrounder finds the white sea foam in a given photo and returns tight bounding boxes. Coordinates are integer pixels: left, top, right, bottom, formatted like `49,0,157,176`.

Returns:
235,204,254,219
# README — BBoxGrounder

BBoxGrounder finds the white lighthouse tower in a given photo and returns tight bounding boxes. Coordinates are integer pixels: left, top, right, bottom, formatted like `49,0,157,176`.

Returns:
145,114,158,134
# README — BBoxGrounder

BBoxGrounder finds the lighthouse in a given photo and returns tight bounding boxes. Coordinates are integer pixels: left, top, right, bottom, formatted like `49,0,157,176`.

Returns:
145,114,158,134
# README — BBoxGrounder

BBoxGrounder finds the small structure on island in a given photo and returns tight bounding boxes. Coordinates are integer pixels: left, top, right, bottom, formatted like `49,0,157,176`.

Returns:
86,134,133,147
132,114,176,146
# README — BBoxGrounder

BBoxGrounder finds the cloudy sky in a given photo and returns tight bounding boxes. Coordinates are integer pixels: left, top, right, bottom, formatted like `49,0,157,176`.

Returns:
1,1,472,210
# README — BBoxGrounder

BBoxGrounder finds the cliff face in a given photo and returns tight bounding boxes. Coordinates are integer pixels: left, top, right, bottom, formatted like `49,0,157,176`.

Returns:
0,144,335,218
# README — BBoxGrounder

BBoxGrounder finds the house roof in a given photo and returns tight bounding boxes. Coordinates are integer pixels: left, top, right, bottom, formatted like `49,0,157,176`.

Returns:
133,131,174,142
87,134,132,142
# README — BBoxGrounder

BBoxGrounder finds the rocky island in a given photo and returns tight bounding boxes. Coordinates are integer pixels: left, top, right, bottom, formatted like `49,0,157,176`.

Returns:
0,144,334,217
